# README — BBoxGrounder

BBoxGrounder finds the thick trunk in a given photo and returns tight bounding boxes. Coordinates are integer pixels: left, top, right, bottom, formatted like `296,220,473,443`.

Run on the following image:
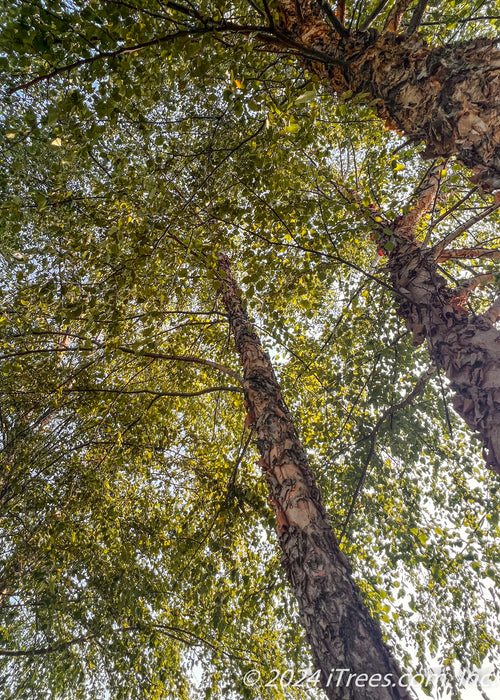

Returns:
386,236,500,474
217,254,413,700
275,1,500,191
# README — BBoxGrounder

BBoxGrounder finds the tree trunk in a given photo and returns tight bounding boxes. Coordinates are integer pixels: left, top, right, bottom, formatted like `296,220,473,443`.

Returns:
274,1,500,191
363,175,500,474
217,254,413,700
387,235,500,475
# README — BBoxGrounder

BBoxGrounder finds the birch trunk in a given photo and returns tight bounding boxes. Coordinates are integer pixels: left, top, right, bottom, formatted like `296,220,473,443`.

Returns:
365,176,500,474
274,1,500,191
217,254,413,700
387,236,500,474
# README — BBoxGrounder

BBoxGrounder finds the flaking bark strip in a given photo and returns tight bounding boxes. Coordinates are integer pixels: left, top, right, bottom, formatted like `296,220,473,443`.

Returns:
217,253,413,700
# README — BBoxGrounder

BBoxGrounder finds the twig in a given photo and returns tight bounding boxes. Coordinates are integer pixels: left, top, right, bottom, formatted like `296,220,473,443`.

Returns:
340,366,435,541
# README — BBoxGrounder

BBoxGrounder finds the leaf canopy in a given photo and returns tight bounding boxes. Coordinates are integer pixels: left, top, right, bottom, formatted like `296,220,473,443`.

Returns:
1,1,500,698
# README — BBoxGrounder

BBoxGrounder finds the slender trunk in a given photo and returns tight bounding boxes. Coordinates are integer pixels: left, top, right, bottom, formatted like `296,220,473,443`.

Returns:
275,1,500,191
217,254,413,700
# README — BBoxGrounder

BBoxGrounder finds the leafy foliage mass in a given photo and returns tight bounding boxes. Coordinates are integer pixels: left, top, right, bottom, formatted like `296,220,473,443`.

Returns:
1,1,500,698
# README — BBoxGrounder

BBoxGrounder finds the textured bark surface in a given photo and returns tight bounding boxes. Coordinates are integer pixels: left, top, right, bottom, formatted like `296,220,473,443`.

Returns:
275,1,500,191
387,239,500,474
367,177,500,474
218,254,413,700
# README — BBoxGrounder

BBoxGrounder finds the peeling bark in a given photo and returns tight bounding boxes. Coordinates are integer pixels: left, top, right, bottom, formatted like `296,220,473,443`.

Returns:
217,254,413,700
275,1,500,190
367,177,500,474
387,239,500,474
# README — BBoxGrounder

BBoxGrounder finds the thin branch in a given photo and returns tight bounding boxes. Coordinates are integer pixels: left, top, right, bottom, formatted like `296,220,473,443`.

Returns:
261,0,275,26
246,0,266,19
383,0,413,32
176,427,254,580
414,14,500,26
360,0,391,31
262,28,347,64
336,0,346,25
9,23,275,94
0,623,255,662
0,634,95,657
118,346,244,384
316,0,350,37
104,0,204,21
432,202,500,258
65,385,243,396
422,186,479,247
406,0,428,35
437,248,500,262
339,366,435,542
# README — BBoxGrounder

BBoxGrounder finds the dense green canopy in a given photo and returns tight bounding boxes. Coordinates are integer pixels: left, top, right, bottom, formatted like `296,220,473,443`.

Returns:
1,1,500,698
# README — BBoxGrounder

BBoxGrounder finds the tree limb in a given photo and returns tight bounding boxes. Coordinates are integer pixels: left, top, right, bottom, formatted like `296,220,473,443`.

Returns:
316,0,349,37
432,202,500,259
9,23,276,94
406,0,428,35
437,248,500,262
383,0,413,33
65,385,243,396
118,346,244,384
360,0,391,31
456,273,495,294
336,0,346,25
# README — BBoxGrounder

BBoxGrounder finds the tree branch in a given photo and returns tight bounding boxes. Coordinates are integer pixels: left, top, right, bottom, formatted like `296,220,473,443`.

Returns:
394,170,440,241
406,0,428,35
414,14,500,26
336,0,346,25
432,202,500,259
360,0,391,31
383,0,413,33
314,0,349,37
9,23,276,94
65,385,243,396
456,273,495,294
339,365,435,542
118,346,244,384
0,634,95,657
437,248,500,262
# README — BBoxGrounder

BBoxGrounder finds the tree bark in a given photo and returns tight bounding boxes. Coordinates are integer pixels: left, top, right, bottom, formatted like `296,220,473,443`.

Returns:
387,239,500,475
367,176,500,474
274,0,500,191
217,254,414,700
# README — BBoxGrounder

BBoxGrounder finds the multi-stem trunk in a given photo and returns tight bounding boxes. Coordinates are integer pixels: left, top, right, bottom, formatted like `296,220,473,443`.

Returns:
217,254,413,700
273,0,500,191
